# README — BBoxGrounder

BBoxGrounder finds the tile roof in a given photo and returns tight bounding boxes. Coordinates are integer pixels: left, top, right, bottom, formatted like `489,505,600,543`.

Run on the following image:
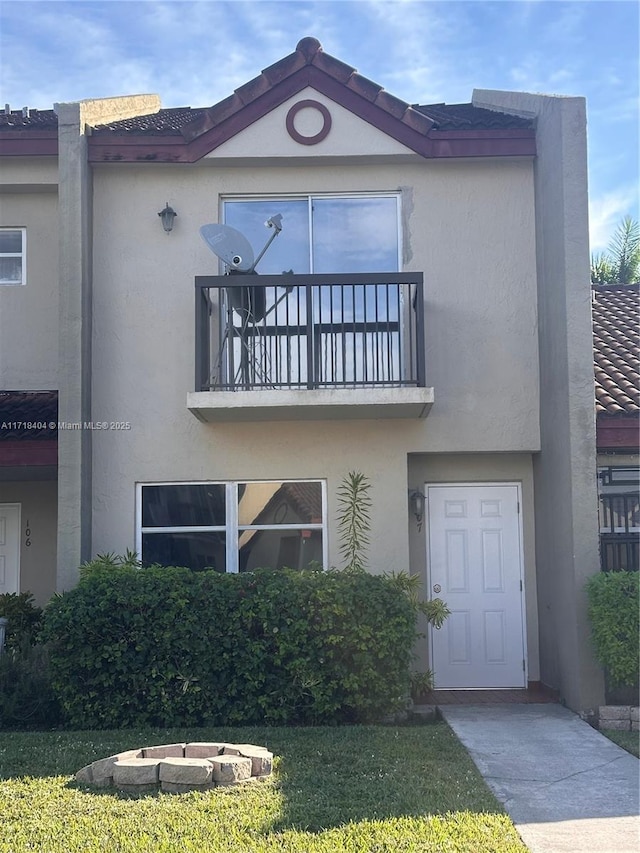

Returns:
252,482,323,526
89,40,533,138
0,390,58,438
592,286,640,416
282,482,323,522
90,100,533,138
414,102,533,130
0,40,536,162
91,107,201,136
0,108,58,129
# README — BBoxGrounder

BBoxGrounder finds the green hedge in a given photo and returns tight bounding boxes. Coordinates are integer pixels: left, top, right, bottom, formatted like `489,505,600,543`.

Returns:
0,592,43,650
586,570,639,687
42,566,418,729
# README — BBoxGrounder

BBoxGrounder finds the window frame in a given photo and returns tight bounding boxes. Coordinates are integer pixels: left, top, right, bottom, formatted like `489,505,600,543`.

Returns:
221,192,403,273
136,479,328,573
0,227,26,286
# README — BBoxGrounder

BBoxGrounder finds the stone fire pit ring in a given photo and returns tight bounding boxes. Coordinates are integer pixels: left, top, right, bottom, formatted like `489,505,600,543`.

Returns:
75,741,273,794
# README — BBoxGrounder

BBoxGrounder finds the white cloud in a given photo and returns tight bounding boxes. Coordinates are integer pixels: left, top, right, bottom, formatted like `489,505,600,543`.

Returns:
589,187,640,253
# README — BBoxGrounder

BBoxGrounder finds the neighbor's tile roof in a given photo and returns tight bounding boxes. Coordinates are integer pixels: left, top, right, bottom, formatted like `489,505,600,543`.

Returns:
0,108,58,129
252,482,323,526
592,286,640,416
0,390,58,438
282,482,323,522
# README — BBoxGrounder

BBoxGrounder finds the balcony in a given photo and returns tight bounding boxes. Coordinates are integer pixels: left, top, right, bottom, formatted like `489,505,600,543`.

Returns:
188,273,434,422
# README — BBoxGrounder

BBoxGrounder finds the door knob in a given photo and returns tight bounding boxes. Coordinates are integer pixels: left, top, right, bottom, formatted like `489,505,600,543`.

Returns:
433,583,441,593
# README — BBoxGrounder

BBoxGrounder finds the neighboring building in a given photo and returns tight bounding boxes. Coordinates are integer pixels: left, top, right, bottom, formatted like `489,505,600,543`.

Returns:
593,285,640,572
0,38,603,711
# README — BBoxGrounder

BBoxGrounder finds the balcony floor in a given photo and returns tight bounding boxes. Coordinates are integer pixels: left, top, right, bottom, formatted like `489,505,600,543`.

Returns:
188,386,434,422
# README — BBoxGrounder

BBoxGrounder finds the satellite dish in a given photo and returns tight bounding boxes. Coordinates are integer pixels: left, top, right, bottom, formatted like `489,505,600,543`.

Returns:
199,217,286,324
199,224,255,272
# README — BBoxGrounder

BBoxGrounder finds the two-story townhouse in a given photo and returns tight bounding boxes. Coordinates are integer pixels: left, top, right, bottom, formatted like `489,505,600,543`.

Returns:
0,38,603,712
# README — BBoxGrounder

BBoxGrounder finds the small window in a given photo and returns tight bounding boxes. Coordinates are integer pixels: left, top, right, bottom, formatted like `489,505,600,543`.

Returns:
0,229,26,285
137,480,326,573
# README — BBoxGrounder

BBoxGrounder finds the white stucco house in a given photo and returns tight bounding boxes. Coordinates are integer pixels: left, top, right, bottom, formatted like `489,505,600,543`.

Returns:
0,38,604,712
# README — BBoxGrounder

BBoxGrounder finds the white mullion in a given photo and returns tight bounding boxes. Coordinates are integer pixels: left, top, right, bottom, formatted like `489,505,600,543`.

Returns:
237,523,323,532
395,194,402,272
135,482,143,560
321,481,328,570
308,196,315,273
141,526,225,534
227,482,239,573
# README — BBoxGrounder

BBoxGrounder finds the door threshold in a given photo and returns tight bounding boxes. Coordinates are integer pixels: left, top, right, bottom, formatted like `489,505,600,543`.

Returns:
419,685,559,705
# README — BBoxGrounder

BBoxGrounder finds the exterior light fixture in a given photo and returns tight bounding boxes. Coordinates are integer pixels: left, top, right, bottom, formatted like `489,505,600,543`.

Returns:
158,202,177,233
409,489,426,529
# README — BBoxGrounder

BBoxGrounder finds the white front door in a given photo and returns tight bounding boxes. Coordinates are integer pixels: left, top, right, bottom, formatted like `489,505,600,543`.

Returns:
427,484,526,689
0,504,21,595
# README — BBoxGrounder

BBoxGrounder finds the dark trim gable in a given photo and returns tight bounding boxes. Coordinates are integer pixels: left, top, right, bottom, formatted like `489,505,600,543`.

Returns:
87,38,535,164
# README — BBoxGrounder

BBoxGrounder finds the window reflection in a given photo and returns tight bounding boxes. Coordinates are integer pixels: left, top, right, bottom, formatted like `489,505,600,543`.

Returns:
142,483,225,527
224,200,310,274
238,482,323,526
142,532,226,572
312,196,399,273
239,529,323,572
140,481,324,573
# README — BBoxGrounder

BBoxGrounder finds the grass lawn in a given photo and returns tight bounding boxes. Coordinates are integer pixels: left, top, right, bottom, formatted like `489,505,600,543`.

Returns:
0,722,528,853
602,728,640,758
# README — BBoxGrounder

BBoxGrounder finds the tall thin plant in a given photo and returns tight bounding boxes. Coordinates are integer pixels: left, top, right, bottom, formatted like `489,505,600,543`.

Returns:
591,216,640,284
337,471,372,573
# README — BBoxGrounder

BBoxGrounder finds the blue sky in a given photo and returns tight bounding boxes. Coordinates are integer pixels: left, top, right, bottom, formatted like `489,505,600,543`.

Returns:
1,0,638,250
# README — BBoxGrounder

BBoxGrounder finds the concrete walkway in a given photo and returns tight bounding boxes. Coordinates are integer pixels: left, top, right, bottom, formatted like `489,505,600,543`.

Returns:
440,704,639,853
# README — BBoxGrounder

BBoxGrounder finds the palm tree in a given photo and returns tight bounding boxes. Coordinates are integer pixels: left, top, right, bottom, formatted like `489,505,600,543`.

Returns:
591,216,640,285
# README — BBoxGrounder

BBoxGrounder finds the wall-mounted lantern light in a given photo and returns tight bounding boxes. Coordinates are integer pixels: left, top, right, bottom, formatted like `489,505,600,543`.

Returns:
158,202,177,233
408,489,426,529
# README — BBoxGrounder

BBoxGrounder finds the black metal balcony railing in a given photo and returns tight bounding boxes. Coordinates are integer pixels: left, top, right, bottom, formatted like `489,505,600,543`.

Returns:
195,273,425,392
598,491,640,572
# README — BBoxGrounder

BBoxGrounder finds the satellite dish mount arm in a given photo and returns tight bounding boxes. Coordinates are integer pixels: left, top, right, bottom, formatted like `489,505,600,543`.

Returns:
249,214,283,273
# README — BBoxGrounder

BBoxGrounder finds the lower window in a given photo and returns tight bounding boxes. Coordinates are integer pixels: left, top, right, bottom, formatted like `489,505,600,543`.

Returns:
137,481,325,572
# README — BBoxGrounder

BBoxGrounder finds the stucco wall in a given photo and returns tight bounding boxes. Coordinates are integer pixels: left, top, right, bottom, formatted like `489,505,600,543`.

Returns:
88,157,539,577
55,96,159,590
0,156,58,190
206,88,416,160
0,191,59,389
474,90,602,711
0,480,57,605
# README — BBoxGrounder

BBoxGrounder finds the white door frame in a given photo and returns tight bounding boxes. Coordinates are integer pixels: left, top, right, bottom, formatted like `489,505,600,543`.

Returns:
425,482,528,688
0,502,21,596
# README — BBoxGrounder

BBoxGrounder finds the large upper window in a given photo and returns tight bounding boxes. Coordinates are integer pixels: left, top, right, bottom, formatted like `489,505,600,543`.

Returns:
220,196,405,387
137,481,326,573
0,228,26,285
223,195,401,274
